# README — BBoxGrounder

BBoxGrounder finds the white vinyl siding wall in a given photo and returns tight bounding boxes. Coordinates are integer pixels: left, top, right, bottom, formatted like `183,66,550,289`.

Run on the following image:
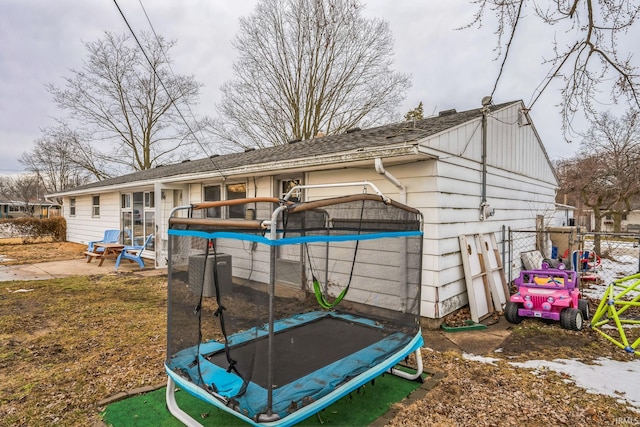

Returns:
413,102,557,318
64,192,121,245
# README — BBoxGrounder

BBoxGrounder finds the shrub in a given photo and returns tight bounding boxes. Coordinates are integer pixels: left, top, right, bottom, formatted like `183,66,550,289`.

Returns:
0,217,67,242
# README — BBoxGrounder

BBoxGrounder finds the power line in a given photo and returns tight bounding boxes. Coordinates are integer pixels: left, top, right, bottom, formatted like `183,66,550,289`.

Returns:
137,0,209,147
490,0,524,101
527,43,577,111
111,0,226,177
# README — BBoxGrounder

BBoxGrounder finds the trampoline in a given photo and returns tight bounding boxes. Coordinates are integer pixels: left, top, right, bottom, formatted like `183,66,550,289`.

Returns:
165,182,424,426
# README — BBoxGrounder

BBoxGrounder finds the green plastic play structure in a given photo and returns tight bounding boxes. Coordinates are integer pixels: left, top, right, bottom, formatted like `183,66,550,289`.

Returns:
591,273,640,355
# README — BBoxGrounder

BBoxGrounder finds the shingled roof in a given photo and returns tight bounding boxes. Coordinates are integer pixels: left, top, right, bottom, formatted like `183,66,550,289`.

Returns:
59,101,519,193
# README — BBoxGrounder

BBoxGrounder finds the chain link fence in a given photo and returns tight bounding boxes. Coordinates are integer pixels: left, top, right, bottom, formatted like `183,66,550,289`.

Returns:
507,227,640,288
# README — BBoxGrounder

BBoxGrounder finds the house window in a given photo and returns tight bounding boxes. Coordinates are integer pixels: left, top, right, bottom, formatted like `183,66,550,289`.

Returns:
280,178,302,202
121,193,131,209
69,198,76,216
92,196,100,217
227,183,246,218
204,185,221,218
203,183,246,218
144,191,155,208
275,177,302,263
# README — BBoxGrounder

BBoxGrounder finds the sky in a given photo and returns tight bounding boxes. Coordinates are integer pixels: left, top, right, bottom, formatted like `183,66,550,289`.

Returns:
0,0,611,176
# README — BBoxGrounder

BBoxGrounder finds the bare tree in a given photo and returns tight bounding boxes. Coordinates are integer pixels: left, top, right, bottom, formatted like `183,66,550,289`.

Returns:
19,122,93,202
212,0,411,150
582,110,640,228
0,174,43,217
46,31,206,177
556,109,640,250
467,0,640,137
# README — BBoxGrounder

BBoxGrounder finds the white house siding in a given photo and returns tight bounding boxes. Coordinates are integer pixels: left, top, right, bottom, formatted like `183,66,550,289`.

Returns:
422,159,556,318
279,167,425,312
413,103,558,318
296,154,556,319
64,192,121,246
308,164,434,314
423,103,555,184
304,163,431,203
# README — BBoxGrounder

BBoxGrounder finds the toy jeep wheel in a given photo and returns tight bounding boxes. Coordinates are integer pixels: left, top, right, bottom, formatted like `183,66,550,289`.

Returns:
560,308,583,331
504,302,523,324
578,299,590,320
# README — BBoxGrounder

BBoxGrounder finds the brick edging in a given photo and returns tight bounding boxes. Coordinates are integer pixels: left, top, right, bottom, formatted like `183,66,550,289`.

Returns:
96,382,166,408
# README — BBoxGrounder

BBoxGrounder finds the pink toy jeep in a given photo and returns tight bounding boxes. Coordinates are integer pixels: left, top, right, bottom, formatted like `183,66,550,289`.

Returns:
505,263,589,331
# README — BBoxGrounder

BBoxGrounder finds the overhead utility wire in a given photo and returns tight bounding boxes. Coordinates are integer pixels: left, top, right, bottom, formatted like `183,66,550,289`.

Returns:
112,0,226,178
527,42,577,110
489,0,524,101
137,0,213,152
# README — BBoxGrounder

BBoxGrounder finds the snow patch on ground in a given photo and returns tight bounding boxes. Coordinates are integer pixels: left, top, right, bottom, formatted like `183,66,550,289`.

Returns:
463,353,640,409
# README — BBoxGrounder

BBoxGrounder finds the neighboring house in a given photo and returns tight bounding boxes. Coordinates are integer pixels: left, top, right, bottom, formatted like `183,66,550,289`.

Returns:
595,210,640,233
48,100,558,320
552,203,576,227
0,198,60,219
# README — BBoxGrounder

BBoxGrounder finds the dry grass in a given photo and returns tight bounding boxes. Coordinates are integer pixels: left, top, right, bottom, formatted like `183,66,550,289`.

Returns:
0,275,168,426
387,350,637,427
0,241,86,265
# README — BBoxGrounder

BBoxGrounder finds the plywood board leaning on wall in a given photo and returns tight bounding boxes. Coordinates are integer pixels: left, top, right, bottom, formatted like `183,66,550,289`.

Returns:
459,233,509,322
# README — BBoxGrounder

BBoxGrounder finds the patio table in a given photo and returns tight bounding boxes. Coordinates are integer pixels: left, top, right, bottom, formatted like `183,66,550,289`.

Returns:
84,242,125,267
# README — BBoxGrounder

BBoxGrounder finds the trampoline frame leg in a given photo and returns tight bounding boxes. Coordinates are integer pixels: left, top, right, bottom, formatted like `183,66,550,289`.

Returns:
388,348,423,380
166,376,203,427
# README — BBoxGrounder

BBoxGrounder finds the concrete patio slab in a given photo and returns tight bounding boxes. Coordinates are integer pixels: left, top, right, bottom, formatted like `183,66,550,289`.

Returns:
0,258,166,282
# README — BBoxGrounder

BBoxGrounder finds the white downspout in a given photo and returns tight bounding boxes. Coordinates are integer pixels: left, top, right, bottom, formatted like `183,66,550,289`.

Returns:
374,158,406,204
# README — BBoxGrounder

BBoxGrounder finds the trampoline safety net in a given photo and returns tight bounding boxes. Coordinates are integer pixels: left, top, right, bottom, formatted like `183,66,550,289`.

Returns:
165,193,423,425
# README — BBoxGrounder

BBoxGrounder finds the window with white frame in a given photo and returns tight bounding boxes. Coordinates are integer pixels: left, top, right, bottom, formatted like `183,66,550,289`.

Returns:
69,198,76,216
144,191,155,208
92,196,100,217
121,193,131,209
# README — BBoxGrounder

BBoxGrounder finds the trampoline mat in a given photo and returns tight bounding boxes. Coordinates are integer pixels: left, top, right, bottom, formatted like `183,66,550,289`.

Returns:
205,316,391,388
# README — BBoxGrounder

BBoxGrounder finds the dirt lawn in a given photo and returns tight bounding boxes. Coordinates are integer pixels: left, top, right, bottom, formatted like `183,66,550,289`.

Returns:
1,242,639,426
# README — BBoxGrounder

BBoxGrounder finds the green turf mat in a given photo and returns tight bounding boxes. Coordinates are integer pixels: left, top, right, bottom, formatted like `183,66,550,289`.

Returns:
102,371,424,426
